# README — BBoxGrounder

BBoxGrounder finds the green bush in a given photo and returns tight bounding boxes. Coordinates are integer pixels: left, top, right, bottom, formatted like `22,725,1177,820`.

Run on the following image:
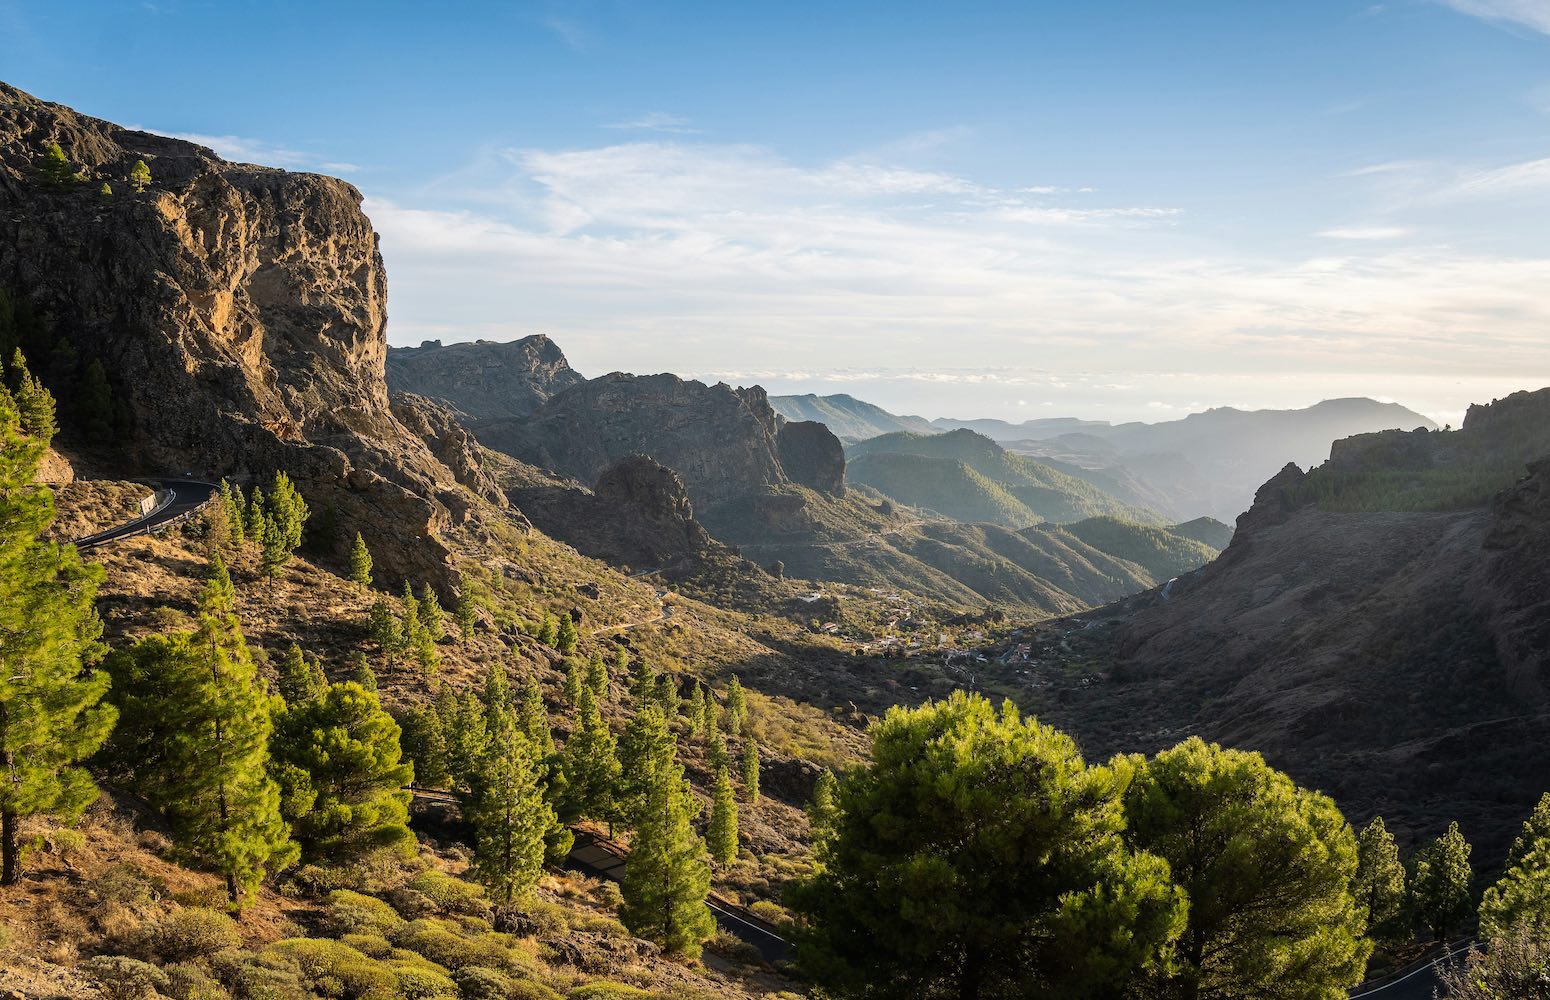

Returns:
747,900,792,927
451,966,513,1000
407,870,489,916
705,930,763,966
390,920,531,975
80,955,171,1000
326,890,406,936
566,912,627,937
338,933,392,958
266,937,399,999
509,982,564,1000
568,985,658,1000
165,962,232,1000
387,962,459,999
144,908,242,962
96,863,164,907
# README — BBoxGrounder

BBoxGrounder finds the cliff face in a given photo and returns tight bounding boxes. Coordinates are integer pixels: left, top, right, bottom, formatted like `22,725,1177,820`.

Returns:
0,82,500,582
1049,414,1550,861
475,371,847,509
386,336,585,420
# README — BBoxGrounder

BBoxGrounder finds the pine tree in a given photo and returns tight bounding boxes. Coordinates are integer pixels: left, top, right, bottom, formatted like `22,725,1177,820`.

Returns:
687,682,706,739
706,708,729,773
701,684,719,738
586,651,609,702
808,768,840,843
563,657,584,708
444,690,491,793
244,487,265,542
518,676,554,757
367,597,400,667
204,488,234,553
555,613,578,654
656,675,680,724
99,181,112,198
259,514,289,577
630,655,657,705
350,651,377,693
128,158,151,193
455,588,477,640
220,481,246,547
1355,816,1407,939
620,753,715,957
348,533,372,588
707,766,739,866
617,704,675,826
739,738,760,803
275,642,327,706
270,681,414,862
536,612,558,647
266,472,309,554
114,561,298,908
465,732,554,905
557,687,621,827
39,142,74,188
418,584,445,642
1409,821,1473,941
1479,793,1550,939
398,705,449,790
725,675,747,737
400,583,438,675
0,373,114,886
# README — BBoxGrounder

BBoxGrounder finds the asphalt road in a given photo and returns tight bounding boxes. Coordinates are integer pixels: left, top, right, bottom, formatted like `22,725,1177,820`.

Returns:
75,478,219,550
1350,940,1471,999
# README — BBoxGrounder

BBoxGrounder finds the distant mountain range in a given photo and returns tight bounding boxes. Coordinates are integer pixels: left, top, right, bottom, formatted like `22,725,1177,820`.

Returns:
772,393,1438,522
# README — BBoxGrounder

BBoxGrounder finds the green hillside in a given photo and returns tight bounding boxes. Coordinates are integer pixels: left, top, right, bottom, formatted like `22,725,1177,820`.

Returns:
845,452,1039,527
1169,515,1234,550
847,428,1160,524
1034,515,1220,585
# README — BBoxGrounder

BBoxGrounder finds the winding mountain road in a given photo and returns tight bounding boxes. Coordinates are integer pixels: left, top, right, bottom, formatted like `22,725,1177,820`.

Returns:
75,478,220,550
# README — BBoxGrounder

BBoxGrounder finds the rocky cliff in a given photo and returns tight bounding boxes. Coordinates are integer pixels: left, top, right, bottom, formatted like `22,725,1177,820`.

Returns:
474,371,846,508
1036,401,1550,862
386,336,585,420
0,82,501,582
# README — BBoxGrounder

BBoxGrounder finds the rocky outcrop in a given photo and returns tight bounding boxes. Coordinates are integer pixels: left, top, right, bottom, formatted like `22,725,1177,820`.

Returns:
474,372,816,509
776,420,845,494
498,453,717,572
386,336,584,420
0,82,500,583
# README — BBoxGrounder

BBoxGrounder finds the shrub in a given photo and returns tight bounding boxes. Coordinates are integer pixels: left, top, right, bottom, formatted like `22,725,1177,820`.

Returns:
387,962,459,999
452,966,513,1000
509,982,565,1000
387,885,438,919
208,949,310,1000
96,863,164,907
567,985,658,1000
144,908,242,962
165,962,232,1000
747,900,792,927
594,883,623,911
266,937,399,999
705,930,763,966
80,955,171,1000
326,890,405,936
567,912,628,937
407,870,489,916
391,920,531,975
338,933,392,958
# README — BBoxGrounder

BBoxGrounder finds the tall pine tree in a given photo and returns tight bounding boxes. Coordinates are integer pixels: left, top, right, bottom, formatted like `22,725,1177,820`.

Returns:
557,687,621,828
465,731,554,905
0,368,115,886
620,749,714,957
348,533,372,588
707,766,739,866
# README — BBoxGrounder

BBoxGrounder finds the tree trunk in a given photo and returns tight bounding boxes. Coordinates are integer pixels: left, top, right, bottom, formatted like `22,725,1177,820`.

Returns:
1,809,19,886
958,942,981,1000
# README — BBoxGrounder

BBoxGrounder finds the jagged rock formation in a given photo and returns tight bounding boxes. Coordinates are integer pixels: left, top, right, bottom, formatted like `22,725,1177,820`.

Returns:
776,420,845,494
495,452,720,574
386,336,585,420
475,372,815,507
0,82,501,582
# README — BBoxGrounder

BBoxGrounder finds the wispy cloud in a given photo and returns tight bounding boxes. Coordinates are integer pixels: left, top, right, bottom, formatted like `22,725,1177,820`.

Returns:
1447,154,1550,196
601,112,700,134
1316,225,1413,240
1435,0,1550,35
543,15,588,50
135,127,360,174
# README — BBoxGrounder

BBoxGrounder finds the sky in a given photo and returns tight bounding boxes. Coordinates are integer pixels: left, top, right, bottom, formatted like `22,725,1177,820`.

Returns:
3,0,1549,426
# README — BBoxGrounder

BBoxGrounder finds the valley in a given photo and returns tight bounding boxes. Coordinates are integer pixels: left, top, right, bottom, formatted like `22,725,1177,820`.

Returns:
0,76,1547,1000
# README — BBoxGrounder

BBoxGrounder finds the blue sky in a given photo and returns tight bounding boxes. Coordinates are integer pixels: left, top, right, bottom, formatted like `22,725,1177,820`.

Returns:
4,0,1549,424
